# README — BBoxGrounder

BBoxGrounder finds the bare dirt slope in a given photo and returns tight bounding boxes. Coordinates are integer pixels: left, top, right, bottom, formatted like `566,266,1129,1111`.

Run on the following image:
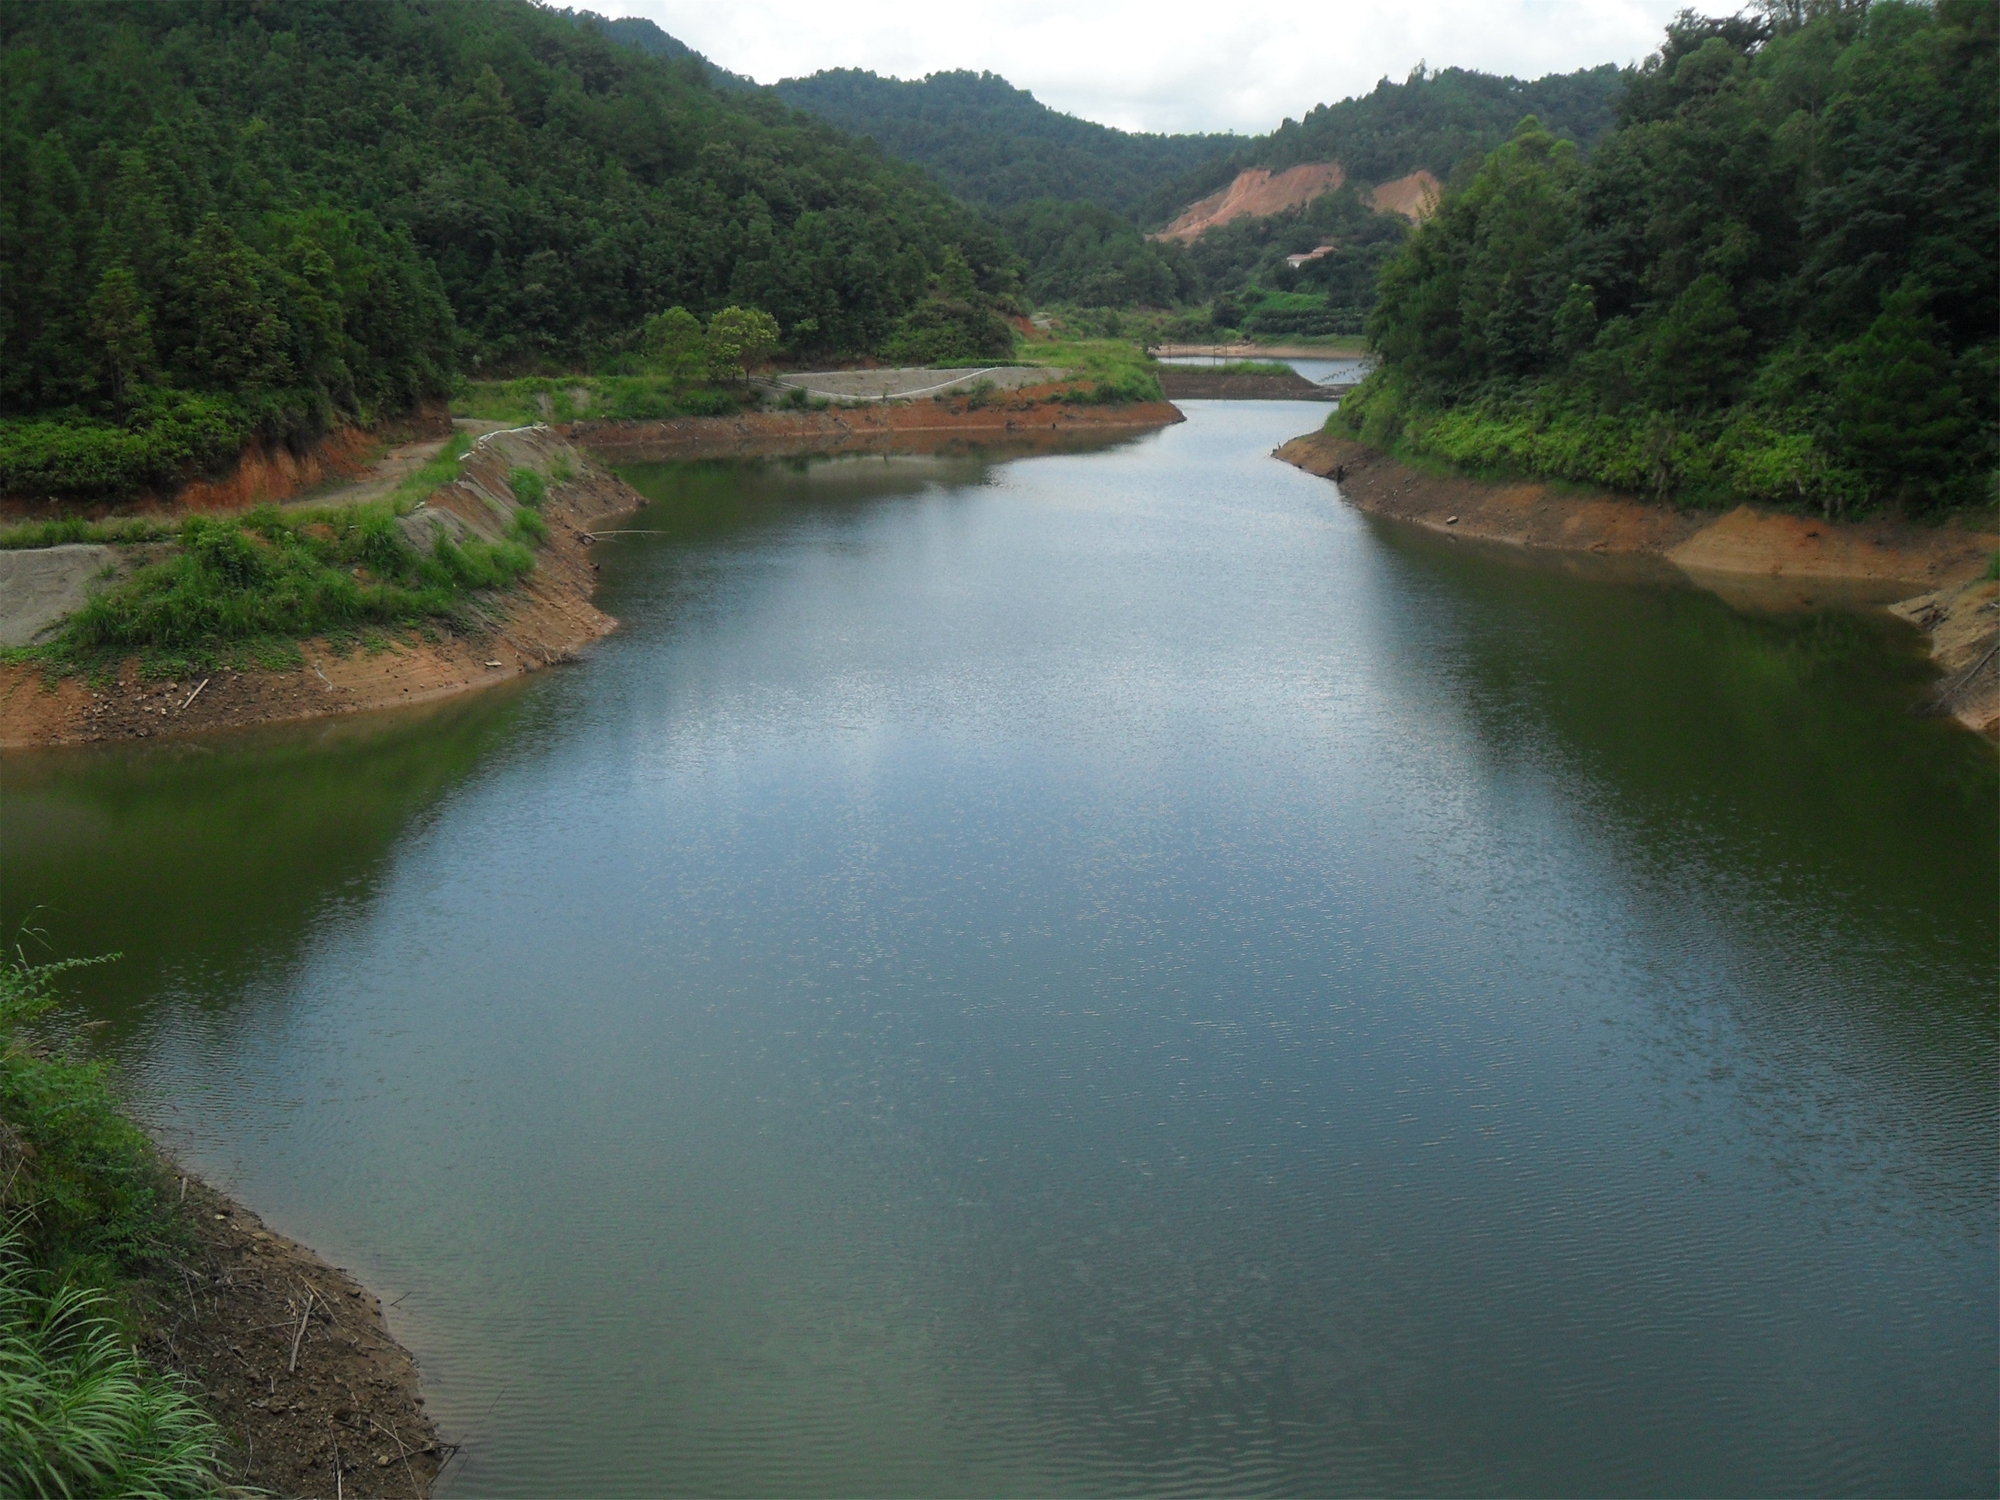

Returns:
1278,430,2000,733
1155,163,1348,241
1889,577,2000,736
1153,163,1440,241
1368,170,1443,221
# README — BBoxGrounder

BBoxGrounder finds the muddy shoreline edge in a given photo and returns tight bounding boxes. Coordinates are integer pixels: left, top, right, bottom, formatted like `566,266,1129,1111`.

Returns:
1277,430,2000,737
160,1172,449,1496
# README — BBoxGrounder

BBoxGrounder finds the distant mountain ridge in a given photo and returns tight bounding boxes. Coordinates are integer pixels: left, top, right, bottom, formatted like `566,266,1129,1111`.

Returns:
773,69,1243,219
571,22,1628,245
562,9,761,90
1143,64,1628,232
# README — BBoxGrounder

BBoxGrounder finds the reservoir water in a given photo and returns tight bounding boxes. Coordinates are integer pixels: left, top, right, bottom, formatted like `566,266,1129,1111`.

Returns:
4,402,1994,1495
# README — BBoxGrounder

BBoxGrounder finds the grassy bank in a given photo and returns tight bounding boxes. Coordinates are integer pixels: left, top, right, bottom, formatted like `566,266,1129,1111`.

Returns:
1332,371,1998,520
0,952,232,1495
453,375,743,427
1194,361,1297,378
5,433,554,679
1012,339,1163,403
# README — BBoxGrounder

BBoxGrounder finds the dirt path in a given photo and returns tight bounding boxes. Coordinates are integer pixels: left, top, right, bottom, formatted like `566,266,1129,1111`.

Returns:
765,365,1067,402
1277,430,2000,734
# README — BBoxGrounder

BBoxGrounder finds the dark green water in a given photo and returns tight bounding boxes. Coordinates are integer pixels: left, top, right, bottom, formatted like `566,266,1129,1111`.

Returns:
4,403,1994,1496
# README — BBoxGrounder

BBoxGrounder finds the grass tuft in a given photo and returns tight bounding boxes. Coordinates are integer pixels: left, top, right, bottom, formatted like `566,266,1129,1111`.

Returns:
0,1232,231,1499
0,949,231,1496
508,467,547,509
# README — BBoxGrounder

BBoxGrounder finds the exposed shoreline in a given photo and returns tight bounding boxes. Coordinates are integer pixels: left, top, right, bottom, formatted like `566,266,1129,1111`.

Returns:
566,392,1184,461
1277,429,2000,736
0,399,1183,751
160,1173,449,1497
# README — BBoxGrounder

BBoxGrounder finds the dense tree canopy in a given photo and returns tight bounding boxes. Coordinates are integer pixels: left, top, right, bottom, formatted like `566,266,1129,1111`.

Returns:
1,0,1018,495
774,69,1242,220
1343,1,1997,513
999,199,1196,308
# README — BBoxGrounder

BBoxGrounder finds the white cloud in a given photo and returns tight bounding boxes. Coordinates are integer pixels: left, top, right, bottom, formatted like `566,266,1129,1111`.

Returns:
613,0,1691,135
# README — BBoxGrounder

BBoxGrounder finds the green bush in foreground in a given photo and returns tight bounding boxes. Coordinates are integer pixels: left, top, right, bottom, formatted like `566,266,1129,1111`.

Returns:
0,956,165,1279
0,956,230,1497
56,506,525,668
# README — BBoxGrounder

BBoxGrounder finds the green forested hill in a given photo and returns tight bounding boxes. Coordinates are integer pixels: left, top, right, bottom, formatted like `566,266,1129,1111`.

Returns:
773,69,1241,219
1341,1,1997,514
771,60,1632,322
1265,64,1626,178
1,0,1016,497
565,9,759,92
1138,64,1628,228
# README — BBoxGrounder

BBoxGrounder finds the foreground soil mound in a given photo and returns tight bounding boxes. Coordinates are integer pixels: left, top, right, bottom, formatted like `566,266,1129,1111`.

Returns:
0,427,640,748
1278,429,2000,734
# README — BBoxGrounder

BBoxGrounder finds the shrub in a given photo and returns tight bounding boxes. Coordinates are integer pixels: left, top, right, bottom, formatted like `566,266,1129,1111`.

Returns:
0,396,251,502
32,492,536,673
642,307,708,382
0,954,229,1496
508,467,547,508
0,954,168,1279
0,1232,229,1499
882,299,1014,364
704,307,782,381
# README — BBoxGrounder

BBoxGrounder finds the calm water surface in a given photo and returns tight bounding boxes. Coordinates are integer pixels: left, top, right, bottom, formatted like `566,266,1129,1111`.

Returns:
4,403,1994,1496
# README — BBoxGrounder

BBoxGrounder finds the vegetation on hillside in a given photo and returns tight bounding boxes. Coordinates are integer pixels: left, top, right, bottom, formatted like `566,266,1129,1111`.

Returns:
998,199,1197,310
1245,64,1625,190
772,57,1629,332
1186,186,1414,337
1,0,1020,500
773,69,1241,219
1338,1,1997,515
561,8,758,92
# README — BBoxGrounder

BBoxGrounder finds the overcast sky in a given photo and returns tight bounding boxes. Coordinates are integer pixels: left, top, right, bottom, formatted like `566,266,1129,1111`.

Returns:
614,0,1695,136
